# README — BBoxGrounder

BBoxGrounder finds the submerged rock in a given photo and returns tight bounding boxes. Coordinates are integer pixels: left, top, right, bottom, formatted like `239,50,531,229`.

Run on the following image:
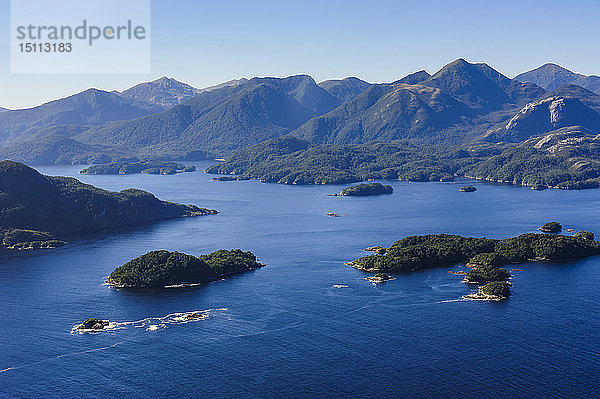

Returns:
365,273,395,283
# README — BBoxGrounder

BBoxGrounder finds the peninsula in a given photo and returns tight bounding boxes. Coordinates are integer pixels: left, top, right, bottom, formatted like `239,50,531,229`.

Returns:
0,161,217,254
80,161,196,175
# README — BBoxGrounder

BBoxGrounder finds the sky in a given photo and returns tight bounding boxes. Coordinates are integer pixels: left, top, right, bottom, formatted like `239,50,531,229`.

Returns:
0,0,599,109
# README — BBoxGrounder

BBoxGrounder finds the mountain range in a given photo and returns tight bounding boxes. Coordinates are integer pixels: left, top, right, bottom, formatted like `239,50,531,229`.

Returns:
1,59,599,167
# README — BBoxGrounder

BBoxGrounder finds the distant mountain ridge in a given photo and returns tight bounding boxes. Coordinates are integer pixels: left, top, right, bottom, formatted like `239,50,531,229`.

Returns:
392,70,431,85
291,59,545,145
318,77,372,103
516,63,600,94
2,59,600,166
74,74,340,158
0,88,163,148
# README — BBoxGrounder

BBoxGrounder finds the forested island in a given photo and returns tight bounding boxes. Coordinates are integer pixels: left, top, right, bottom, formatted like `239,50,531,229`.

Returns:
349,231,600,300
539,222,562,233
331,182,393,196
107,249,264,288
80,161,196,175
211,175,251,181
0,161,217,254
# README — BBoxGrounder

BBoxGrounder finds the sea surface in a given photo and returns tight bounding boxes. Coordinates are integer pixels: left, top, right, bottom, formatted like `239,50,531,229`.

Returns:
1,162,599,398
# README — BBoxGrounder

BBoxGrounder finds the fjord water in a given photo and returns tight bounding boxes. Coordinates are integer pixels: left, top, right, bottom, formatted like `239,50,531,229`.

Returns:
1,162,599,399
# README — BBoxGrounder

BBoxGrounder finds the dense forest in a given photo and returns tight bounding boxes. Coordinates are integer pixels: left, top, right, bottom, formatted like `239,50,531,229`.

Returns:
0,161,217,253
108,249,264,288
350,232,600,299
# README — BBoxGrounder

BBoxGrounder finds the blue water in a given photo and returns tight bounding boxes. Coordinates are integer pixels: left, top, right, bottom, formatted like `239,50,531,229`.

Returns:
1,161,599,398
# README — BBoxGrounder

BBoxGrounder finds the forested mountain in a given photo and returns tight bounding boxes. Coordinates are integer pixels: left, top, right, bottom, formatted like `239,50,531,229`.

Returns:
75,75,339,157
0,161,217,252
292,83,471,143
0,89,162,148
2,58,600,172
204,61,600,190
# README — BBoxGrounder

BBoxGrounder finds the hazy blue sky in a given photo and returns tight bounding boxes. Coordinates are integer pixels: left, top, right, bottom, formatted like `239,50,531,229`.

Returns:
1,0,599,108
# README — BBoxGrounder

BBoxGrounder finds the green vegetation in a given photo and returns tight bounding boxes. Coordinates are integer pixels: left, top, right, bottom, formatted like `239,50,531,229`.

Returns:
480,281,511,298
0,161,217,254
211,175,251,181
575,231,594,240
539,222,562,233
464,265,511,283
206,121,600,191
108,249,264,288
364,246,387,254
206,136,481,185
463,127,600,189
350,234,497,272
80,161,195,175
339,182,393,196
459,185,477,192
467,252,506,267
351,231,600,300
2,228,54,245
0,228,67,251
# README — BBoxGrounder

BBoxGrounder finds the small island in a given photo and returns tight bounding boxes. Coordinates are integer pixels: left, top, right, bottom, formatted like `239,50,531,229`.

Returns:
80,161,196,175
331,183,393,197
463,281,512,301
76,318,110,331
107,249,264,288
211,176,251,182
459,185,477,192
365,273,395,283
539,222,562,233
1,228,67,251
326,212,343,217
349,230,600,301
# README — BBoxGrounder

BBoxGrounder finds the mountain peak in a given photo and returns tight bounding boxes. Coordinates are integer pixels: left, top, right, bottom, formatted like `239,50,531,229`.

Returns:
120,77,200,108
424,59,514,112
449,58,469,66
539,63,569,70
392,70,431,85
318,77,371,103
514,64,600,93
